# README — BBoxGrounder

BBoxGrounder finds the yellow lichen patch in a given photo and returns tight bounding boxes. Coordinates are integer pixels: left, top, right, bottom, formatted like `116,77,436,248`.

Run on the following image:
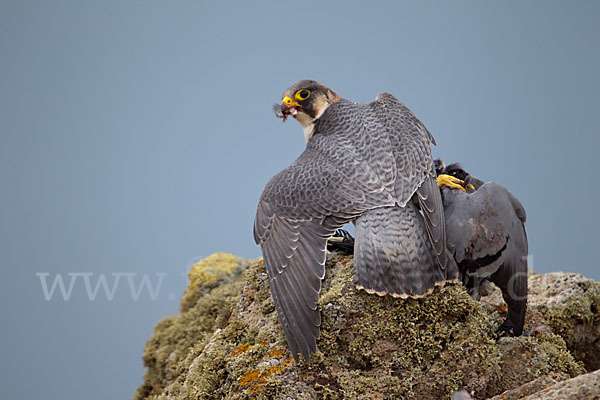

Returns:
280,358,293,368
189,253,239,286
180,253,242,311
231,343,252,357
238,369,264,393
236,353,294,395
238,365,287,394
265,365,284,376
267,347,286,358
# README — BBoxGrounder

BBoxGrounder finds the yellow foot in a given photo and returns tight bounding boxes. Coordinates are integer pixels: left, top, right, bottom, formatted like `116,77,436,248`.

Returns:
437,174,467,192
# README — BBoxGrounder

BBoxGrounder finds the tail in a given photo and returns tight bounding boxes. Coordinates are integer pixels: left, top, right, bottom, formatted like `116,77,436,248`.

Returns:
354,205,457,298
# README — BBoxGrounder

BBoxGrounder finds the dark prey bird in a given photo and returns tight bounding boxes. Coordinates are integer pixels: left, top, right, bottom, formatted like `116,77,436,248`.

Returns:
255,80,458,362
435,160,528,336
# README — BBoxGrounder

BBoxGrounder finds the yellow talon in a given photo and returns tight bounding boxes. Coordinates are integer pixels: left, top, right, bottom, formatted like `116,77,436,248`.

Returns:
466,184,475,190
437,174,467,192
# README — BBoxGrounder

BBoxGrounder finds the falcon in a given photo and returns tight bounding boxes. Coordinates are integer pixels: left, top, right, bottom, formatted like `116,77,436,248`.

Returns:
254,80,458,362
436,161,528,336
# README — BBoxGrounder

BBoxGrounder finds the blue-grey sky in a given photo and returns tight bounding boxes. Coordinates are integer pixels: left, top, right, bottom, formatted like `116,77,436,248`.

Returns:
1,1,599,399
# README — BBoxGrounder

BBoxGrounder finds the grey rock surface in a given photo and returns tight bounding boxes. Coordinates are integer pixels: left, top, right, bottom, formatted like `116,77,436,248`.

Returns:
525,369,600,400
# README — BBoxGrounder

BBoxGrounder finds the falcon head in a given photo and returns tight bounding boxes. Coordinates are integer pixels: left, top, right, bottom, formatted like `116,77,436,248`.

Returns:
274,80,341,142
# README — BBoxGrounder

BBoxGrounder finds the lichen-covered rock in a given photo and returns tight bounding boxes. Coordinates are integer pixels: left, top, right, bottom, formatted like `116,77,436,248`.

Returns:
135,254,589,400
490,333,582,395
134,253,250,400
541,275,600,372
180,253,251,312
481,272,600,372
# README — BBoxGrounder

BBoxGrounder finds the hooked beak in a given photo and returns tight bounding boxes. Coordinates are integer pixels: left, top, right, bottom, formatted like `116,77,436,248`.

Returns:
274,96,302,122
282,96,301,108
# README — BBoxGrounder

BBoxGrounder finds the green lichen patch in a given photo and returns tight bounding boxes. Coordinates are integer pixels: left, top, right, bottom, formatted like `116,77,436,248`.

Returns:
313,256,502,399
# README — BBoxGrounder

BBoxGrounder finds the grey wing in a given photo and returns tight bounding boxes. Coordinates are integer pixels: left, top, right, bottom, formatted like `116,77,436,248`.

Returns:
254,201,336,361
254,149,389,361
371,94,450,273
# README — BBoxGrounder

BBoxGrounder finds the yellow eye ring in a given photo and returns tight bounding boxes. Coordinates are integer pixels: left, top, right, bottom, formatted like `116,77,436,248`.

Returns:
294,89,311,101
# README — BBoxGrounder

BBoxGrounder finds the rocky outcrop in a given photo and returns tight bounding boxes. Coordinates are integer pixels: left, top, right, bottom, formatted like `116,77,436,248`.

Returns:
480,271,600,372
134,253,598,400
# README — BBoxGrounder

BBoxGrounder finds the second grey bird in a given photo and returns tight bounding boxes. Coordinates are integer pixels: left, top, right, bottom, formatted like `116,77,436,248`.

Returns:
436,161,528,336
254,80,458,362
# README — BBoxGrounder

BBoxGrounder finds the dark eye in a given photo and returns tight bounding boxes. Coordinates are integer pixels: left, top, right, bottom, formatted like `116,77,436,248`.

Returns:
295,89,311,101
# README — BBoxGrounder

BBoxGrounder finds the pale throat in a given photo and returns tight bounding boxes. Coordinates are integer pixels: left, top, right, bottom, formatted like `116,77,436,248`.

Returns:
295,104,329,143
